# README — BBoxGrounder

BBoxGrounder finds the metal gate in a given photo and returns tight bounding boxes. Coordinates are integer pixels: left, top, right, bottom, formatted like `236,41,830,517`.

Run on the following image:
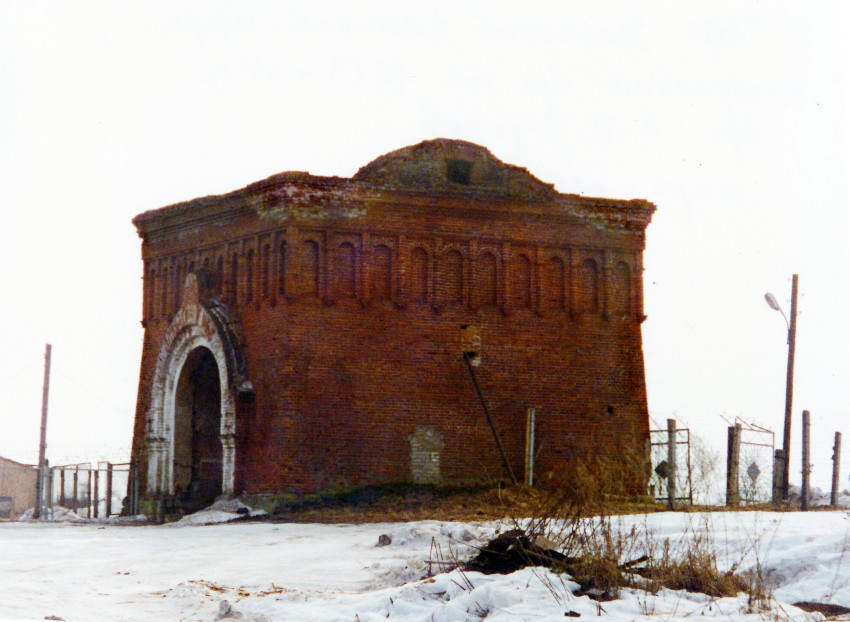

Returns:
46,462,138,518
728,420,775,506
648,419,692,506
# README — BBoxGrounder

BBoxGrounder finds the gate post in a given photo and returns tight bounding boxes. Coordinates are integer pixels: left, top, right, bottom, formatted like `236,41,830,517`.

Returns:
46,463,53,513
93,468,99,519
772,449,785,504
832,432,842,508
666,419,678,508
59,469,66,507
86,468,93,518
106,463,113,517
801,410,811,510
726,423,742,507
72,467,79,512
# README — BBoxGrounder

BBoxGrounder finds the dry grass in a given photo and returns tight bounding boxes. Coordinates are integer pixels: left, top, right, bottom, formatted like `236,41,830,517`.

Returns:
267,483,659,524
639,538,750,598
266,484,518,523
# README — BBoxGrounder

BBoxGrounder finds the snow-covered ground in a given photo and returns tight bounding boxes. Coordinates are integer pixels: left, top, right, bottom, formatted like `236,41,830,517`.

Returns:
1,510,849,622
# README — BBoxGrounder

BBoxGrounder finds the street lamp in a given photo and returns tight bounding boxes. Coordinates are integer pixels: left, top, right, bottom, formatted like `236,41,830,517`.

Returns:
763,293,787,327
764,273,798,502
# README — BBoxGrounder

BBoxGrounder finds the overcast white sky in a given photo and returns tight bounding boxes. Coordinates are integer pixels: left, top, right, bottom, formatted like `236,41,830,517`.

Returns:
1,1,848,491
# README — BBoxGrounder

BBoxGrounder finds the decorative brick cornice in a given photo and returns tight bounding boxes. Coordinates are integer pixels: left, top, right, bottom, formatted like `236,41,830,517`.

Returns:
133,139,655,240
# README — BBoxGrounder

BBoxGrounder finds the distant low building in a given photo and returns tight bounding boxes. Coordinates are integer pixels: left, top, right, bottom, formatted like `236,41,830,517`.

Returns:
0,456,37,518
131,139,655,515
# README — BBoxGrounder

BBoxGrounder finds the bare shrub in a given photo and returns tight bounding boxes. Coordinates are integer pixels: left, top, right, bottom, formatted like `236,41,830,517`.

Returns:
487,458,756,603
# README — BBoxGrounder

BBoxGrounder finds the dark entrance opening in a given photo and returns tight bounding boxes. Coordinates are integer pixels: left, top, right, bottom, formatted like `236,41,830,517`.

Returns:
173,347,222,512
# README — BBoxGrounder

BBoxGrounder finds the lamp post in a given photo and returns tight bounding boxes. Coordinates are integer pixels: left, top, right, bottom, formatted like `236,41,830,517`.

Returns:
764,273,798,502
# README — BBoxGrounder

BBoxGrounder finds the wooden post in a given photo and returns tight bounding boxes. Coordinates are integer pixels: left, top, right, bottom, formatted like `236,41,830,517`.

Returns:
686,428,694,506
93,468,99,519
72,467,79,512
801,410,811,511
525,407,535,486
45,461,52,513
82,468,91,518
33,344,52,519
666,419,677,509
726,423,742,507
105,463,113,517
59,469,66,507
772,449,784,504
832,432,842,508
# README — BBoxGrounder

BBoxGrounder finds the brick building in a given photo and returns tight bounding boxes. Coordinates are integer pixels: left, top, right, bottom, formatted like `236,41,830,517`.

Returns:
131,139,655,513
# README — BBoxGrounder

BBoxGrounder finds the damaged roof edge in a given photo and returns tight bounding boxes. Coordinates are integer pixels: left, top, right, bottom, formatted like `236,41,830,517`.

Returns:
133,139,656,235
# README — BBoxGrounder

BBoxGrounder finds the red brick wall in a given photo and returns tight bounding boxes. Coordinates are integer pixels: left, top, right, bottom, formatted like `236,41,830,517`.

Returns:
131,145,654,499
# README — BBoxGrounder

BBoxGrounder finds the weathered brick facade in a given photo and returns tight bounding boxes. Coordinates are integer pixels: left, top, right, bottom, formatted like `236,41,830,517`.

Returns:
131,139,655,512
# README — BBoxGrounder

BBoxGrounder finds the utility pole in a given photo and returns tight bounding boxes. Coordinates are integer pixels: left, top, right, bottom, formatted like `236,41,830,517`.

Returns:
781,274,799,501
765,274,799,502
33,343,52,519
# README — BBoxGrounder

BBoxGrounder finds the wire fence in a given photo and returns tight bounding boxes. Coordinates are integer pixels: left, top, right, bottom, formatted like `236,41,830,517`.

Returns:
648,421,692,506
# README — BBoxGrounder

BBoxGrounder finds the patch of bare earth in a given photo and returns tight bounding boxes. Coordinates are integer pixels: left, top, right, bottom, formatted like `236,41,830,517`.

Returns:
267,485,659,524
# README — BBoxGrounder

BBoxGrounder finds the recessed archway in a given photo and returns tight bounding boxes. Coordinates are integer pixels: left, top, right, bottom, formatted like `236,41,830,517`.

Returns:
173,346,222,511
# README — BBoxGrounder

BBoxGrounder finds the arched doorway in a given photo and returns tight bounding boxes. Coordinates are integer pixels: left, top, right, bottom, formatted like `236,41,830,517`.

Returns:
144,273,252,512
173,346,222,511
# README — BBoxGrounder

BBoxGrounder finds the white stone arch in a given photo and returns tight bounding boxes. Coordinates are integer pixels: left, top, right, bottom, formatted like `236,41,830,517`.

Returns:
145,274,244,498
